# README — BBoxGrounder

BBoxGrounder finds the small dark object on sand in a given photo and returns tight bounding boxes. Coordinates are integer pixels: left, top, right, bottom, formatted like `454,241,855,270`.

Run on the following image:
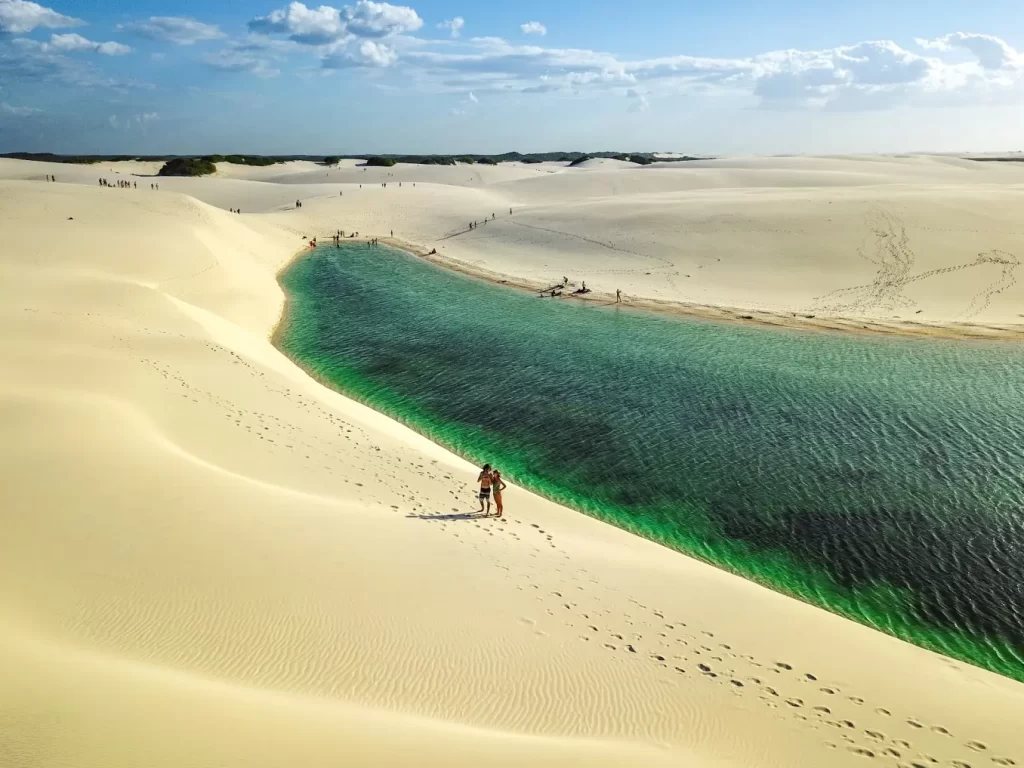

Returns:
67,216,74,220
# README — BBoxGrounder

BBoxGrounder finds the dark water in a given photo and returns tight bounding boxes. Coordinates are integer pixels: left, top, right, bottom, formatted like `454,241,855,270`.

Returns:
278,243,1024,681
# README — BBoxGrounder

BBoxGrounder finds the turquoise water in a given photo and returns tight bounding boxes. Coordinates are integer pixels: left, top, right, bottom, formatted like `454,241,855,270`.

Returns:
278,243,1024,681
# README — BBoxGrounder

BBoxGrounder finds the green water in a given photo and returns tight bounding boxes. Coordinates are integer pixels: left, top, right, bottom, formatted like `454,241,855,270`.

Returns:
278,243,1024,681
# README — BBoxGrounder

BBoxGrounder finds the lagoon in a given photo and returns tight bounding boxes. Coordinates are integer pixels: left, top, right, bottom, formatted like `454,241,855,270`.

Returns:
278,243,1024,681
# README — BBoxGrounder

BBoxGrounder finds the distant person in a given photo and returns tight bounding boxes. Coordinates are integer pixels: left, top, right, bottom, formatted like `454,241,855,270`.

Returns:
563,276,568,286
509,207,512,215
390,230,393,237
491,469,507,518
616,288,622,303
477,464,493,515
133,181,137,189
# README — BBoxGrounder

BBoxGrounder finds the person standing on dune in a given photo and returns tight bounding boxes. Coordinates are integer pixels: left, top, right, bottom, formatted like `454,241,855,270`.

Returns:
477,463,493,515
491,469,507,518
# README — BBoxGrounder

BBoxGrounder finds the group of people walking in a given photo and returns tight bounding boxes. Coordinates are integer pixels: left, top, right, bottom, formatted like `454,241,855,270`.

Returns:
99,178,152,189
477,464,507,517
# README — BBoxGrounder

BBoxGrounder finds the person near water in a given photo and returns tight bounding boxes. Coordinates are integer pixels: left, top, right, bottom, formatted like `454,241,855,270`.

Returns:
491,469,507,518
616,288,621,303
477,464,493,515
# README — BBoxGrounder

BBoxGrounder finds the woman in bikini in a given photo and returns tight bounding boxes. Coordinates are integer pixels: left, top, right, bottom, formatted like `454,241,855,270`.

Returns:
477,464,492,515
491,469,507,518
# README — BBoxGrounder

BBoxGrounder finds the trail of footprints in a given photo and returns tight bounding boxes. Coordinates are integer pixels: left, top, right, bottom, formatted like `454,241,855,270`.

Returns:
119,326,1015,768
413,491,1016,768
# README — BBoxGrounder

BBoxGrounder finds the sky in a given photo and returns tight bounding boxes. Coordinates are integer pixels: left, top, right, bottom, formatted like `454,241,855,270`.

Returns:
1,0,1023,155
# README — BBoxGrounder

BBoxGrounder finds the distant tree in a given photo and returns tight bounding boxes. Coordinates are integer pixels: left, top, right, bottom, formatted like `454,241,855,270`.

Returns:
364,156,396,167
476,157,498,165
456,156,477,164
568,156,591,167
158,157,216,177
324,156,341,166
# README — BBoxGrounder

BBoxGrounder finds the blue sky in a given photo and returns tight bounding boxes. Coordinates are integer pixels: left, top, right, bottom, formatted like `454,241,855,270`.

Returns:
1,0,1023,155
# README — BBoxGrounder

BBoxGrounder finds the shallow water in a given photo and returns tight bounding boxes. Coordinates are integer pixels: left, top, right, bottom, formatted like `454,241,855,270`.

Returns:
279,243,1024,681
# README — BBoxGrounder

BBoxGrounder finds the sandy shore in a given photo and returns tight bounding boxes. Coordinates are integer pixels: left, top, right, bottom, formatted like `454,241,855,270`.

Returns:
2,158,1024,767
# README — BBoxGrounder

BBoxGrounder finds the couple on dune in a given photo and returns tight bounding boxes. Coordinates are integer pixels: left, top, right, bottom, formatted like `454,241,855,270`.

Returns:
477,464,507,518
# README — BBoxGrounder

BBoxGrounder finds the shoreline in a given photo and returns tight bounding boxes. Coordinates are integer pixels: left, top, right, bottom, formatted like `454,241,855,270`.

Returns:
365,236,1024,342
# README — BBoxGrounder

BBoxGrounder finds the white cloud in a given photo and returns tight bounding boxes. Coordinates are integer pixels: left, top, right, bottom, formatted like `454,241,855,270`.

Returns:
0,100,41,115
119,16,225,45
401,32,1024,111
437,16,464,38
520,21,546,36
136,111,158,122
468,90,477,102
917,31,1023,70
322,38,397,68
108,114,118,128
0,39,145,87
0,0,82,34
46,33,131,56
203,48,281,77
250,1,421,44
626,87,649,111
344,0,421,37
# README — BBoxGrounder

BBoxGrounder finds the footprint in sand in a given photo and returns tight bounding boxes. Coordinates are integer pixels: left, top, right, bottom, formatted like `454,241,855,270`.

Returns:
820,687,838,695
931,725,951,736
992,758,1016,766
776,662,793,670
785,698,804,708
967,742,988,752
847,746,875,758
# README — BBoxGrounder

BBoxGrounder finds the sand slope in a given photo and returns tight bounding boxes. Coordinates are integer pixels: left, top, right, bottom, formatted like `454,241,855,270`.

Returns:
2,162,1024,767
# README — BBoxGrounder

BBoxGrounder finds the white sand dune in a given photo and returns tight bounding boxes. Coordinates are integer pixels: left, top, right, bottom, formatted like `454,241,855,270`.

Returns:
2,158,1024,767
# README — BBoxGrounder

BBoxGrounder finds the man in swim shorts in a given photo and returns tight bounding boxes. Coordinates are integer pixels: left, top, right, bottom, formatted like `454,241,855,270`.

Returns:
477,463,492,515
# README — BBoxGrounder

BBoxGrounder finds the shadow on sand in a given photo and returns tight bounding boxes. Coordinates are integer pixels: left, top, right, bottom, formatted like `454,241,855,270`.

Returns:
406,512,494,521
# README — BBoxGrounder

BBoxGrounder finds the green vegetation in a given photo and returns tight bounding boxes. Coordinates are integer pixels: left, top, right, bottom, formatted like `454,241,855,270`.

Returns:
1,152,105,164
394,155,455,165
2,151,708,169
157,157,216,177
204,154,280,166
568,155,591,167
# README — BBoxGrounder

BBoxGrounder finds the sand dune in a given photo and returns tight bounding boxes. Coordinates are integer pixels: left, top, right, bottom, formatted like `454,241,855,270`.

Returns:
2,159,1024,767
10,154,1024,335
